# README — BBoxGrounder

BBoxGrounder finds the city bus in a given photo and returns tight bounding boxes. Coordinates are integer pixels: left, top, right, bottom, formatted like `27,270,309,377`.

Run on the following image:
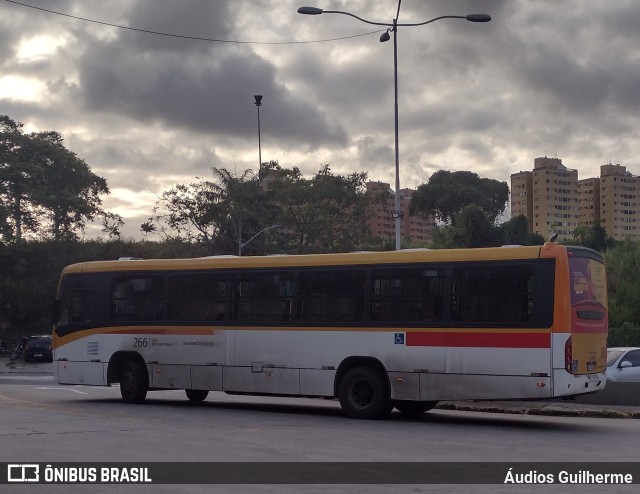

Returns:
52,242,608,419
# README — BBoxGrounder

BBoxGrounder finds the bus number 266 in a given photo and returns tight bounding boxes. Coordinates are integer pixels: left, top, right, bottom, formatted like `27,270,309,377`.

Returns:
133,337,149,348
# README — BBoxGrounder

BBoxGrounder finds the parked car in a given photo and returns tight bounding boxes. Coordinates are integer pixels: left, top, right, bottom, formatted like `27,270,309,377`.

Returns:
606,347,640,382
23,335,53,363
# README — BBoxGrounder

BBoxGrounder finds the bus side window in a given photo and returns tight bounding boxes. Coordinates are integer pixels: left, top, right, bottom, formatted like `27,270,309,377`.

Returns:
168,273,230,322
371,268,444,323
236,272,293,323
298,270,365,323
112,276,164,322
451,264,534,325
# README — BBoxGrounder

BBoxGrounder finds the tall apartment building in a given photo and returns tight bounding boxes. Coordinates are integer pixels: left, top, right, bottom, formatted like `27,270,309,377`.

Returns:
366,182,434,244
599,164,640,239
577,177,600,227
510,170,533,233
514,157,579,239
511,158,640,240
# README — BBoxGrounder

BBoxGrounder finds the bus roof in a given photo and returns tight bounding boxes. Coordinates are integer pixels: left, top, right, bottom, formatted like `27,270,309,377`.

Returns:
60,244,557,275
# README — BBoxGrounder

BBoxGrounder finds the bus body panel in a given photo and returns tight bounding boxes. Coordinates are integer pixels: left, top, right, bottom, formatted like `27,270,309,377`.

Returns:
56,360,106,386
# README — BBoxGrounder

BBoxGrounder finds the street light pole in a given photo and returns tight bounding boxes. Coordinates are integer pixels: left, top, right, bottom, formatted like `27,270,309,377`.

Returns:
297,4,490,250
391,16,401,251
254,95,263,173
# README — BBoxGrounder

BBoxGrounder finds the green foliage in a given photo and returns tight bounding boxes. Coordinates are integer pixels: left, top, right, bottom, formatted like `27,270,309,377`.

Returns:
451,204,497,248
568,221,617,253
605,239,640,328
498,215,545,246
148,161,370,255
266,163,369,253
429,214,545,249
410,170,509,224
608,326,640,347
0,115,116,243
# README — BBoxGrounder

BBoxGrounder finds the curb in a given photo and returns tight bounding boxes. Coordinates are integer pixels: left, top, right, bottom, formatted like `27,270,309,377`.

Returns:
436,401,640,419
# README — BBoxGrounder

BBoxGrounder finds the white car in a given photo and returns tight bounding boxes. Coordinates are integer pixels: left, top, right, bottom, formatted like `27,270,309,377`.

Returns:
606,347,640,382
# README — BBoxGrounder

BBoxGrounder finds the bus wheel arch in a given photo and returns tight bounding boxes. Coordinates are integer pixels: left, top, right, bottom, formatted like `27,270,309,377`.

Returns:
108,352,149,404
335,357,392,420
185,389,209,402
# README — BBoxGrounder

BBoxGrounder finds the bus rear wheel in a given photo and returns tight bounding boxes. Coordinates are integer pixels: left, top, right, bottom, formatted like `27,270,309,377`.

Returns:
338,367,392,420
394,400,439,416
120,359,148,404
185,389,209,402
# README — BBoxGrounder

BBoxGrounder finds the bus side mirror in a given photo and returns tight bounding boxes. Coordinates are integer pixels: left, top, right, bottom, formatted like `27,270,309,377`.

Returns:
620,361,633,368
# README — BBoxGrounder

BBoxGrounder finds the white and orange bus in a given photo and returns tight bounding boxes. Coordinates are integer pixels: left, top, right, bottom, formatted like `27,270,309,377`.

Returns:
52,242,607,419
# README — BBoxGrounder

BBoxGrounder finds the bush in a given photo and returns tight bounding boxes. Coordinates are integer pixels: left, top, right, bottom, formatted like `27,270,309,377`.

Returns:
608,327,640,348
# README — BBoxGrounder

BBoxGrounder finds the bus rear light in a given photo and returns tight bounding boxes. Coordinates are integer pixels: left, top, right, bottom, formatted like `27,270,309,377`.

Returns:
564,336,573,373
536,382,546,387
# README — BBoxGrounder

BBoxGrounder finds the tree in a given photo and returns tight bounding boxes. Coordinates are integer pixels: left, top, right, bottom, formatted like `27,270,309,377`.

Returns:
0,116,115,242
569,221,616,253
605,239,640,328
148,166,277,253
33,131,111,240
499,215,545,246
410,170,509,224
451,204,497,248
0,116,42,241
149,162,371,254
267,163,369,253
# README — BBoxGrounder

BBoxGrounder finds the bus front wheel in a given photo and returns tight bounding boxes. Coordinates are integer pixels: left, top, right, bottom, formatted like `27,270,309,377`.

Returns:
338,367,392,420
120,359,148,404
185,389,209,402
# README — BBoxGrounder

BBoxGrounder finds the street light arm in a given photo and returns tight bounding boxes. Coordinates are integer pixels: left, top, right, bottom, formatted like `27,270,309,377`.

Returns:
298,8,490,27
396,15,466,27
298,6,393,27
239,224,280,255
396,14,491,27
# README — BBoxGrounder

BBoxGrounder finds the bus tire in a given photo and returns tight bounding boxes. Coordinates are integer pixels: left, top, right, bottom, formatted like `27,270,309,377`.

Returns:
338,367,392,420
394,400,439,416
185,389,209,402
120,359,148,404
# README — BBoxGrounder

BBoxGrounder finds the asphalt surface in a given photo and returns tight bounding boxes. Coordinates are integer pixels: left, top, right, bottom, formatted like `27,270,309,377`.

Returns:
2,357,638,418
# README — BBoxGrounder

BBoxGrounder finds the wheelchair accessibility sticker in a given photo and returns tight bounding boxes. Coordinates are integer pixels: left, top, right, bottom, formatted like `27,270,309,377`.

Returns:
394,333,405,345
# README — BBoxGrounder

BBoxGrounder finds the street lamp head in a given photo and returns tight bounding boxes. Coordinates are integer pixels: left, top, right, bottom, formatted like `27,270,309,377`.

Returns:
466,14,491,22
379,29,391,42
254,95,263,107
298,6,323,15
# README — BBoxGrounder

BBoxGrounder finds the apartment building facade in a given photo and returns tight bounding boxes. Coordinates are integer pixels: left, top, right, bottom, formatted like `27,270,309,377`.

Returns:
599,163,640,239
366,182,435,244
511,158,640,240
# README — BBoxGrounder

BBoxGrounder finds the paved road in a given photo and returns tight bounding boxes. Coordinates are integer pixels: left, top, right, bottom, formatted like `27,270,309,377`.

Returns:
1,373,639,493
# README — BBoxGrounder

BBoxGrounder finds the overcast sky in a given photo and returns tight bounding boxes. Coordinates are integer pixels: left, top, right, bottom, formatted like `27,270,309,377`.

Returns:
2,0,639,238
